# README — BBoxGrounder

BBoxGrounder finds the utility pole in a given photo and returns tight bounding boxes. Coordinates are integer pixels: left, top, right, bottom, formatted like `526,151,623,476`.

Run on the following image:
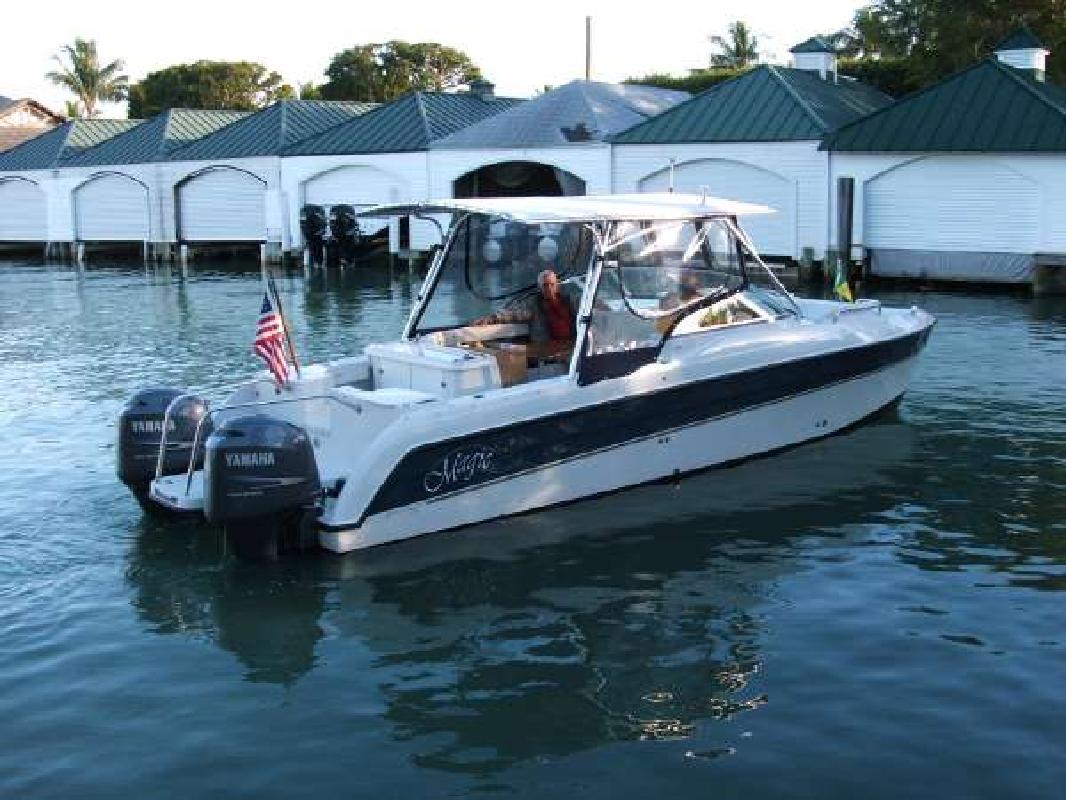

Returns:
585,16,591,80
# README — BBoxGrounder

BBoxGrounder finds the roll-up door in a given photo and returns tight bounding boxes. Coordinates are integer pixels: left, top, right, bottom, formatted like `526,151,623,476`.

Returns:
639,159,796,258
865,156,1040,282
74,173,149,242
0,178,46,241
178,167,266,242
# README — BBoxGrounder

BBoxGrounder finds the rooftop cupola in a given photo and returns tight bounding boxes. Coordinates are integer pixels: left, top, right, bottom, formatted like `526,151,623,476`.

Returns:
995,24,1049,81
790,36,837,81
468,79,496,101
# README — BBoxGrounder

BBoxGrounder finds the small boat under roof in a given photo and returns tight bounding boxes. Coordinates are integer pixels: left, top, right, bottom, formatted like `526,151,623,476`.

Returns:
116,193,935,560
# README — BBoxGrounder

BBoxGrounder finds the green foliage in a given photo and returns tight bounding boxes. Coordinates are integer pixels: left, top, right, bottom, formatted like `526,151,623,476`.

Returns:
46,38,127,118
851,1,1066,88
128,61,292,117
839,57,918,97
319,41,482,102
298,82,322,101
709,21,760,69
63,100,82,119
625,68,749,95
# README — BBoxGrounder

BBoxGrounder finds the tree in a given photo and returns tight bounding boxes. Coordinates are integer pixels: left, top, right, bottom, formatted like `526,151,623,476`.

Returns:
128,61,294,117
849,1,1066,88
625,67,749,95
298,81,322,100
319,41,481,102
46,38,127,118
63,100,82,119
709,21,760,69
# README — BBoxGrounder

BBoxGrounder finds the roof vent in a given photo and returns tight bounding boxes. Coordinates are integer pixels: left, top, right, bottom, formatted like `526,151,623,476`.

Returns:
790,36,838,82
469,79,496,101
995,24,1049,81
561,121,596,142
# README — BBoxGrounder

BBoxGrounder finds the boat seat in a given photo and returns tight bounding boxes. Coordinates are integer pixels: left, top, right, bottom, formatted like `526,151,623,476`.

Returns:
333,385,436,408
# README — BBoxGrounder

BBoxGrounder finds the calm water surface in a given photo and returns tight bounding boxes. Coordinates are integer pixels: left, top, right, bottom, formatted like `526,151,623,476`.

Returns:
0,259,1063,798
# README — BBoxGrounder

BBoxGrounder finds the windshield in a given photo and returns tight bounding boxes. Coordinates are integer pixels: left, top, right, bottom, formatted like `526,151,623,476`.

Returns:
414,214,594,333
585,217,747,356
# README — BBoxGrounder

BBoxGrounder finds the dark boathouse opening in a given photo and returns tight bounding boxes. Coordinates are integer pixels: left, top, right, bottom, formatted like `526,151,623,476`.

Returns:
453,161,586,198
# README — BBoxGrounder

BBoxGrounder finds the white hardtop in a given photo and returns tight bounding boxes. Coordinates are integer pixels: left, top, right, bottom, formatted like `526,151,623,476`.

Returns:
356,193,775,224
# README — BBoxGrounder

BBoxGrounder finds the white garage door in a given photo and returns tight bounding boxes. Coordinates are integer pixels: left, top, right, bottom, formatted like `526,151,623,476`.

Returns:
178,167,266,242
865,157,1039,252
639,159,796,258
0,178,46,241
304,165,407,235
74,173,149,242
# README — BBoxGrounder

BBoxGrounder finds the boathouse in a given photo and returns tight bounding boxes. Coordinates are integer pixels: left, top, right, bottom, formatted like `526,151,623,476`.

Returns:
0,119,141,247
281,84,522,255
429,80,687,201
611,38,890,261
824,27,1066,289
52,109,247,253
163,100,375,257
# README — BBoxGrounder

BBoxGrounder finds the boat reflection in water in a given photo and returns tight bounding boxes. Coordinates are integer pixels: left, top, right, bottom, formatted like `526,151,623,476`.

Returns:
126,414,915,770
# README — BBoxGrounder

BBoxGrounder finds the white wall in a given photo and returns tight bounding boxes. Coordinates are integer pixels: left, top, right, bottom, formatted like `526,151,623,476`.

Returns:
830,152,1066,254
612,141,829,259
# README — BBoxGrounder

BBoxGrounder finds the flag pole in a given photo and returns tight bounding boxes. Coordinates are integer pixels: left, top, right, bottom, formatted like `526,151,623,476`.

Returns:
266,273,302,378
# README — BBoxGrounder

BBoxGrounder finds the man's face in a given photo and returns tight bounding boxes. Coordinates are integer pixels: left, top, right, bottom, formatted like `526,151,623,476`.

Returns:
541,271,560,300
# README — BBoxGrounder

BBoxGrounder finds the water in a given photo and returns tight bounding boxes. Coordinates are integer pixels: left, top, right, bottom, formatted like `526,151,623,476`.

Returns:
0,259,1063,798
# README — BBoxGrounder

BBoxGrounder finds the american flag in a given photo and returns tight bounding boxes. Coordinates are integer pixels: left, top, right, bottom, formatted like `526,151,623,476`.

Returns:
254,291,291,388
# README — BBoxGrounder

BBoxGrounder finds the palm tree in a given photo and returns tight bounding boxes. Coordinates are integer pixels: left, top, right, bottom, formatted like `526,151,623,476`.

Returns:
709,21,760,69
46,38,128,118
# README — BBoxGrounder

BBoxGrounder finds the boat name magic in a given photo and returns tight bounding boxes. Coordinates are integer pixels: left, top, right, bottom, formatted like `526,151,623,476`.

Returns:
116,193,935,561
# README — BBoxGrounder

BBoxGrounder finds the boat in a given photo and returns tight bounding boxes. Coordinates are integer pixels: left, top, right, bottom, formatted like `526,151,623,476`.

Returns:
115,193,935,560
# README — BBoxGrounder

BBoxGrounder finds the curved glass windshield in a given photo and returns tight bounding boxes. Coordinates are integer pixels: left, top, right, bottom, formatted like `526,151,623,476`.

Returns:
415,215,594,333
585,218,747,355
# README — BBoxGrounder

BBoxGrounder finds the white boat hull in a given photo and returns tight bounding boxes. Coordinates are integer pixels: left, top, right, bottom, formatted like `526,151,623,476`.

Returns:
320,352,917,553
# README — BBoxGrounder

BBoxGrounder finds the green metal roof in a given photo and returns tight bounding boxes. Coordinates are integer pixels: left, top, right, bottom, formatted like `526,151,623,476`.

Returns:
791,36,835,54
0,119,141,171
283,91,524,156
65,109,248,166
997,24,1046,51
611,65,891,144
822,58,1066,152
166,100,375,161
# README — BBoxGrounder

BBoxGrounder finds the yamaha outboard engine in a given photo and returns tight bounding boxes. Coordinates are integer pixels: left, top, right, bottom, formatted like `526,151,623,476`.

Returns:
299,204,327,266
327,204,361,266
117,389,211,502
203,415,321,561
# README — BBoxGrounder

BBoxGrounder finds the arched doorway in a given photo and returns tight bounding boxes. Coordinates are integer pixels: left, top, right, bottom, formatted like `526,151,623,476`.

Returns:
0,177,46,241
453,161,586,198
176,165,267,242
74,172,150,242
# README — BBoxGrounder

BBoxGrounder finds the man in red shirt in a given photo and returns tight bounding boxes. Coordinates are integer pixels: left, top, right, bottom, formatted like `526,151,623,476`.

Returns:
476,268,578,346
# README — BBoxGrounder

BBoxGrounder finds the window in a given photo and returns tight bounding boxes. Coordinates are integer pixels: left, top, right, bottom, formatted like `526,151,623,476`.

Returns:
414,215,593,334
585,218,747,356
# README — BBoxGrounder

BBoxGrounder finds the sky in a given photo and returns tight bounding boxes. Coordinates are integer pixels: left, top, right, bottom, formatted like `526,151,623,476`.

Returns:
3,0,863,117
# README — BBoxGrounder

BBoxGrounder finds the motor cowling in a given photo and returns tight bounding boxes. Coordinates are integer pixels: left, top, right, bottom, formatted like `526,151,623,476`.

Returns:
299,204,327,241
117,389,210,494
328,204,361,243
203,415,321,561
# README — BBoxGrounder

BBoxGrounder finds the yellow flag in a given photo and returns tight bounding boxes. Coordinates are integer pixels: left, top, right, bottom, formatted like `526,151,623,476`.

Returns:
834,261,854,303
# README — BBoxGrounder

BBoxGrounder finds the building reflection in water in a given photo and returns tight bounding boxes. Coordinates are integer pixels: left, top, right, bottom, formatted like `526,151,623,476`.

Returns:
125,415,916,773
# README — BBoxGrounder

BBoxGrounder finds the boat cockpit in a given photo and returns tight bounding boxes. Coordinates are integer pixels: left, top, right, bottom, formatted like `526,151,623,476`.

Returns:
379,200,800,392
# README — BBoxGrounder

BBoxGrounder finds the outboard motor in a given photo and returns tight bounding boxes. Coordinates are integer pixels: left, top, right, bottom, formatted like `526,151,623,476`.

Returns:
327,204,361,266
203,415,321,561
117,389,210,501
299,204,327,266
